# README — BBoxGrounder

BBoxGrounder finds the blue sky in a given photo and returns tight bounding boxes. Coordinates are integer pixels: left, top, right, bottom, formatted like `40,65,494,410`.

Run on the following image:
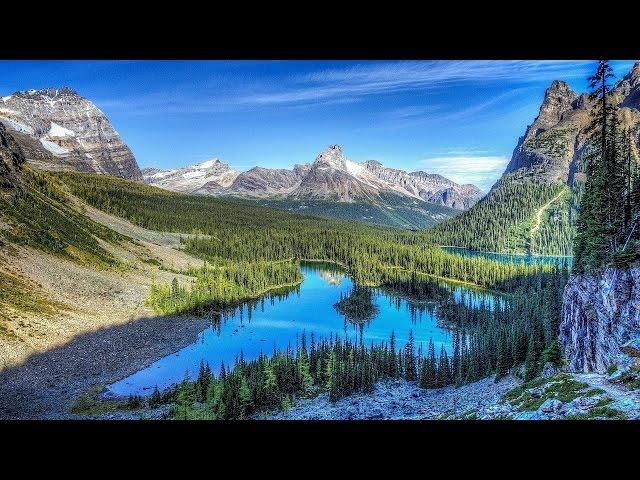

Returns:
0,60,635,191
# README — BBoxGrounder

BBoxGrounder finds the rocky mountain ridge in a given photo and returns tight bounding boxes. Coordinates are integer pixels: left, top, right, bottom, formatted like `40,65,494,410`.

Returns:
504,61,640,188
144,145,483,211
0,87,141,180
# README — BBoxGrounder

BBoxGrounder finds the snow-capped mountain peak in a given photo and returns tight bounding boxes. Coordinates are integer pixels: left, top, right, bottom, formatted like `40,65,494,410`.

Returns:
144,145,482,210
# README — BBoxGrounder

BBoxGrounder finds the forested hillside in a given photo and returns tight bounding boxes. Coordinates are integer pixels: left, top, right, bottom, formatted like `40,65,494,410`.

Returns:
428,61,640,257
57,171,554,295
427,176,573,255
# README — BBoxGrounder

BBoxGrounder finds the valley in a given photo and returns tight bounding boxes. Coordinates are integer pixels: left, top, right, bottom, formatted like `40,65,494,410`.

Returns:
1,59,640,421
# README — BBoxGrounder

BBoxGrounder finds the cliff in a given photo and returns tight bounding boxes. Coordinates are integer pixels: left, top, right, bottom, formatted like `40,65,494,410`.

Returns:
560,266,640,374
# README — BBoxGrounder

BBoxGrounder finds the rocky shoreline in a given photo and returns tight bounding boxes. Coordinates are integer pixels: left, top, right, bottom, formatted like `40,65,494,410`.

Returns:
266,370,640,420
267,376,520,420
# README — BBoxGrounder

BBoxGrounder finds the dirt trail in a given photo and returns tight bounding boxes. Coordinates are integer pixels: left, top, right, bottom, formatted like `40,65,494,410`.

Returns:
528,188,566,254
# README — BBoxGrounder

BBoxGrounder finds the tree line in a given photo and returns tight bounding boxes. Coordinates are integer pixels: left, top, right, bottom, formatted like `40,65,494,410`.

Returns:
141,265,567,419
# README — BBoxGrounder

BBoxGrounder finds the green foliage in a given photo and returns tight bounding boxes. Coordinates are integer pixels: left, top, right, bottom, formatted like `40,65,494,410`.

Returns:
427,176,572,255
441,267,568,386
541,340,563,367
583,388,606,397
161,334,386,419
1,170,126,269
70,386,128,415
146,259,302,315
0,266,63,328
230,193,458,229
574,61,640,273
56,170,557,294
524,127,578,158
334,286,378,324
505,375,589,412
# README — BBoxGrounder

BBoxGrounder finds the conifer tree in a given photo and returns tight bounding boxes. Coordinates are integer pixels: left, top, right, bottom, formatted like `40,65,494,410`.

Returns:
404,330,417,381
524,333,539,381
494,331,508,382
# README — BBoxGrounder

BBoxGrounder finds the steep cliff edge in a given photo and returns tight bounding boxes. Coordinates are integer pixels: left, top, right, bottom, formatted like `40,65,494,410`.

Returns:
560,266,640,374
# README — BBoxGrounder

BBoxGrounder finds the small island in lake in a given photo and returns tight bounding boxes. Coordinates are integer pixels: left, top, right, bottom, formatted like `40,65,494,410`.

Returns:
334,286,379,324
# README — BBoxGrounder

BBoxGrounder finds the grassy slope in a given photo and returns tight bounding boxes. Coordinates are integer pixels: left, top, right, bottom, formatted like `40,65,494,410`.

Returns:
0,169,128,269
0,169,134,334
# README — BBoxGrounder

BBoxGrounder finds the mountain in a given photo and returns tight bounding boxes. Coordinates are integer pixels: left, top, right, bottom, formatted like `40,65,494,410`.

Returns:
147,145,482,209
363,160,482,210
429,61,640,256
143,145,482,229
0,122,25,189
0,87,141,180
141,159,239,194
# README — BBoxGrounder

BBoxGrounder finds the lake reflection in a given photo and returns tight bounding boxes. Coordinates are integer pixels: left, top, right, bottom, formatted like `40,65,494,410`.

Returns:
107,262,495,397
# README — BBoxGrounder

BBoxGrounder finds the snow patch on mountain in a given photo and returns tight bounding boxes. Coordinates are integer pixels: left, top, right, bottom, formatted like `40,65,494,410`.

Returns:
40,139,69,155
48,122,76,137
0,117,35,135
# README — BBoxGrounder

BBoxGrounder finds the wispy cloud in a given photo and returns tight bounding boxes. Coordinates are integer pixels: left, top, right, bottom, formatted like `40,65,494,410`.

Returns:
260,60,595,107
420,155,510,191
97,60,599,115
299,61,596,85
374,87,531,131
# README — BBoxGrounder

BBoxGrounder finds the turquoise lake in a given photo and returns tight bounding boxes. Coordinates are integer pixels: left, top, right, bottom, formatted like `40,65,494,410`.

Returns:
106,262,496,397
441,246,573,267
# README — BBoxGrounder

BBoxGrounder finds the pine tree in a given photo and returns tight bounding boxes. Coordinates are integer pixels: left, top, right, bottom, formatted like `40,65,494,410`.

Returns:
326,350,338,402
542,340,563,367
451,330,460,383
436,345,450,387
494,330,508,382
574,60,629,272
524,333,539,381
149,386,162,408
389,330,398,378
404,330,417,381
421,339,437,388
238,374,251,419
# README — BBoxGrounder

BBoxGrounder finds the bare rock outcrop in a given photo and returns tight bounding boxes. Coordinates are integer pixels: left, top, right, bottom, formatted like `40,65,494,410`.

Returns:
560,266,640,373
0,87,141,180
0,122,26,188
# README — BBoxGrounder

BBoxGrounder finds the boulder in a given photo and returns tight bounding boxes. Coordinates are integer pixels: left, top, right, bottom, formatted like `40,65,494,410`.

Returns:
539,398,563,413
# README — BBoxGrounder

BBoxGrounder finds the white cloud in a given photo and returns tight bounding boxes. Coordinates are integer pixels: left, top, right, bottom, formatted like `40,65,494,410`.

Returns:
419,155,510,191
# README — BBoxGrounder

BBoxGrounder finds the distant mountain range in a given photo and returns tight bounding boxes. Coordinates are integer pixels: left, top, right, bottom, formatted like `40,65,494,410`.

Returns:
0,87,484,229
142,145,483,210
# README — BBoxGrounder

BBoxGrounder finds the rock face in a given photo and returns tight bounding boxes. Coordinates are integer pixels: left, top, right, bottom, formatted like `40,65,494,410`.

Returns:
142,159,239,194
560,266,640,373
226,166,302,197
0,122,26,188
144,144,482,210
503,62,640,187
0,87,141,180
364,161,483,210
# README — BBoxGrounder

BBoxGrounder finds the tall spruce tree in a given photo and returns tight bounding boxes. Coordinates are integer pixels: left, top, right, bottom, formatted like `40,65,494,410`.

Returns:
404,330,417,381
574,60,633,272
